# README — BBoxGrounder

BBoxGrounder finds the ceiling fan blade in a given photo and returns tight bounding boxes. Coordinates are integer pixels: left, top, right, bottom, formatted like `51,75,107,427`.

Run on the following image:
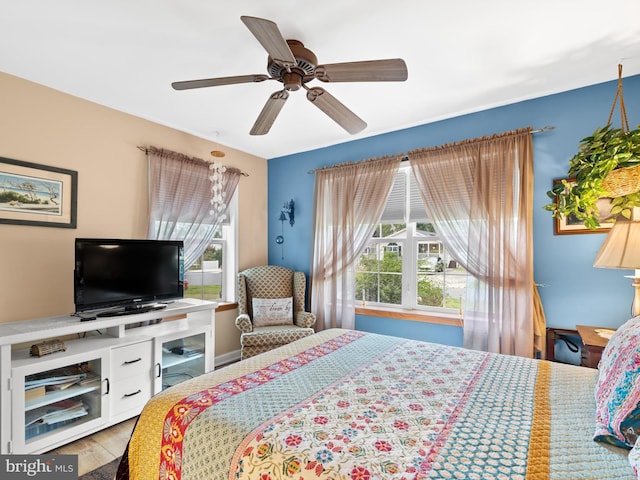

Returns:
250,90,289,135
306,87,367,135
240,16,296,69
315,59,408,83
172,74,269,90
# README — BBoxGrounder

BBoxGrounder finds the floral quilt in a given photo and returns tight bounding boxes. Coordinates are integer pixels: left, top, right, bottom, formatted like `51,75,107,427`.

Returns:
117,329,634,480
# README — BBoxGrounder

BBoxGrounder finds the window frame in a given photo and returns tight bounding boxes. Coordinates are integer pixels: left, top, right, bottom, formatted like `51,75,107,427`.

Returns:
356,167,466,316
184,191,238,303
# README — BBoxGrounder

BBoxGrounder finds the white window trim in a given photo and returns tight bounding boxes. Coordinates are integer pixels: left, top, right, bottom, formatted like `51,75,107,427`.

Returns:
222,191,238,302
184,190,237,303
403,223,416,308
357,166,465,316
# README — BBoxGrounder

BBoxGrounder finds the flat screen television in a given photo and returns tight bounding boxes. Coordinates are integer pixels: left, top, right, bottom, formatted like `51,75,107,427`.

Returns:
74,238,184,315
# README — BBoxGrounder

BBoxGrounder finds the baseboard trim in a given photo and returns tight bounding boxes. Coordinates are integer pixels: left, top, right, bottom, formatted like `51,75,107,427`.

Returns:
215,349,241,368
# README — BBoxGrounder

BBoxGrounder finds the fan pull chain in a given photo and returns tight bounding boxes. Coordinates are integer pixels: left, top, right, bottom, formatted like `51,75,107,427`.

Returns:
607,63,630,132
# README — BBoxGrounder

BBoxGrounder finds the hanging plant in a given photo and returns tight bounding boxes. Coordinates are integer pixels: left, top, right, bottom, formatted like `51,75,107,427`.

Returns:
544,65,640,229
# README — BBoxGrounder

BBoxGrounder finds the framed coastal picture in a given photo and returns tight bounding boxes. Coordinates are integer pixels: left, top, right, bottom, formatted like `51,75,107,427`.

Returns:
553,178,619,235
0,157,77,228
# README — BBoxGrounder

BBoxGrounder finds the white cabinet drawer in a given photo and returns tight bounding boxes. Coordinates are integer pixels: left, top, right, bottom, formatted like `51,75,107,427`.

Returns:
111,341,153,380
110,373,153,419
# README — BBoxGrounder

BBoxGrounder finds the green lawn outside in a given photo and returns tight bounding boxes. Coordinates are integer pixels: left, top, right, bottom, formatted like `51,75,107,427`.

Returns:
184,284,222,300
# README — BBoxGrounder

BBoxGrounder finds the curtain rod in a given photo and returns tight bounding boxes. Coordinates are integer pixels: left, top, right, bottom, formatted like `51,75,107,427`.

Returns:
532,125,555,134
137,146,249,176
306,125,555,174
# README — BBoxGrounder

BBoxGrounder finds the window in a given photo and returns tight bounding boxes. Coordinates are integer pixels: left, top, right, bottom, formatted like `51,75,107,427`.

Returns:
183,191,237,302
355,167,467,314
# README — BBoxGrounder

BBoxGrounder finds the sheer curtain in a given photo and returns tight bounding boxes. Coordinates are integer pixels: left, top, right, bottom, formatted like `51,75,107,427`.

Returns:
310,155,402,331
408,128,545,357
147,147,241,269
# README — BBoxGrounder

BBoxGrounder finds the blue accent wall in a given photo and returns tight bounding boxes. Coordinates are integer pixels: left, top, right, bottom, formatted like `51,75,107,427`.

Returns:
268,75,640,342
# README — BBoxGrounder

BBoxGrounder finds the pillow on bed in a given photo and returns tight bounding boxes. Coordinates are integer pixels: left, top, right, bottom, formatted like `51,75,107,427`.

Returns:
252,297,293,327
594,316,640,449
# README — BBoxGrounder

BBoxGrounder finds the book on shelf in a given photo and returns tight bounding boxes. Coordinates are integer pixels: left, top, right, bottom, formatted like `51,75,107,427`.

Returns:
25,385,46,401
77,372,100,385
45,380,81,391
25,363,94,390
24,372,100,400
25,399,88,427
25,373,88,389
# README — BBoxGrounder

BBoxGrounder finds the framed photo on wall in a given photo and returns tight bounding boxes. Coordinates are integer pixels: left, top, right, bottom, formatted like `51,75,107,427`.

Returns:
0,156,77,228
552,178,619,235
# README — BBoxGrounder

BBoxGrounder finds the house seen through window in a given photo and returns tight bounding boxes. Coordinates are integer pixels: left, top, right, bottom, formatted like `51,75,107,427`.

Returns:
183,192,237,303
355,167,467,314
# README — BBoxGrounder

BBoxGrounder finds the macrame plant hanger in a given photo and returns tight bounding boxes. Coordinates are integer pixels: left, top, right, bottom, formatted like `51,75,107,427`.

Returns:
601,64,640,198
607,64,630,133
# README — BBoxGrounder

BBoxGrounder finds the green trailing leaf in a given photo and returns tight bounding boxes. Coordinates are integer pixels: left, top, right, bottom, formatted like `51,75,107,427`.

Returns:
551,183,565,195
610,205,623,215
544,124,640,228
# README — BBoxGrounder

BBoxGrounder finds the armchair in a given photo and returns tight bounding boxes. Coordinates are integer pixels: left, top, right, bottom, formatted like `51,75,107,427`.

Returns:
235,265,316,360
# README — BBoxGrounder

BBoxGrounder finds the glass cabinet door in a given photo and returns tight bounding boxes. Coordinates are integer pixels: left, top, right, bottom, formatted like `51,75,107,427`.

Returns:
13,354,108,453
159,332,207,390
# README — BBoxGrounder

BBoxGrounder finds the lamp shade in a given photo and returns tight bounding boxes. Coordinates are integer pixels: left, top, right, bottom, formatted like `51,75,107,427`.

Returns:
594,220,640,270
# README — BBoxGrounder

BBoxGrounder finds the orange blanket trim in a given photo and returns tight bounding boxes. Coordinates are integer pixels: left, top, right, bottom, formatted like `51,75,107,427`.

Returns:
526,360,551,479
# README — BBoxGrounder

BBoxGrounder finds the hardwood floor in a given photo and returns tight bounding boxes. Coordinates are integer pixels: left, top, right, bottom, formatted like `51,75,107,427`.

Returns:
47,417,136,476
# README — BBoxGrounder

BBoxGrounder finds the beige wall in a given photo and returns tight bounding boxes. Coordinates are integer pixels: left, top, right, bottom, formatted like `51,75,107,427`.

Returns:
0,72,267,356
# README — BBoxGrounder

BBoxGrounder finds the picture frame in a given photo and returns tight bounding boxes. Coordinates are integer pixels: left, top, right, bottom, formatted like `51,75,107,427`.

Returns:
552,178,619,235
0,156,77,228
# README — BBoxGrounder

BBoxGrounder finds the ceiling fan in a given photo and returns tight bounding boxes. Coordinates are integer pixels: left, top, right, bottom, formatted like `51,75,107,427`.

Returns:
172,16,408,136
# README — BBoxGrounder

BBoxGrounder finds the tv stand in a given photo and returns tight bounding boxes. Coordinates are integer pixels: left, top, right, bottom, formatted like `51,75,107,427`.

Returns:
0,298,216,454
96,304,167,318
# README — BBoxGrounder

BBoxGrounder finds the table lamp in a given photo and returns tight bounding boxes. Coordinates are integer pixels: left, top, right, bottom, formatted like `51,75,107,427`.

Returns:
594,220,640,317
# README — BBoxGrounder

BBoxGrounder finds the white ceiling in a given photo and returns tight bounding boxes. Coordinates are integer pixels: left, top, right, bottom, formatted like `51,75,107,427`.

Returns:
2,1,640,159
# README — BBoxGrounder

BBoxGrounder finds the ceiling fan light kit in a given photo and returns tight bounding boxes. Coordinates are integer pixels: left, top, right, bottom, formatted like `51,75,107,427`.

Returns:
172,15,408,136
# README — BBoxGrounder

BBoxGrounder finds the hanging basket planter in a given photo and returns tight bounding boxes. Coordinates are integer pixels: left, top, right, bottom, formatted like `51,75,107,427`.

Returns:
545,64,640,229
602,164,640,197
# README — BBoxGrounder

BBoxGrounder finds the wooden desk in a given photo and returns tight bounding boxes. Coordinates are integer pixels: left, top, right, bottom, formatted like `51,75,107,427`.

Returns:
545,327,578,363
576,325,616,368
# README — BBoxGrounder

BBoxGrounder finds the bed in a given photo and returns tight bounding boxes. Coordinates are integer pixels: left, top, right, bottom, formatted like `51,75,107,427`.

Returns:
116,326,640,479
